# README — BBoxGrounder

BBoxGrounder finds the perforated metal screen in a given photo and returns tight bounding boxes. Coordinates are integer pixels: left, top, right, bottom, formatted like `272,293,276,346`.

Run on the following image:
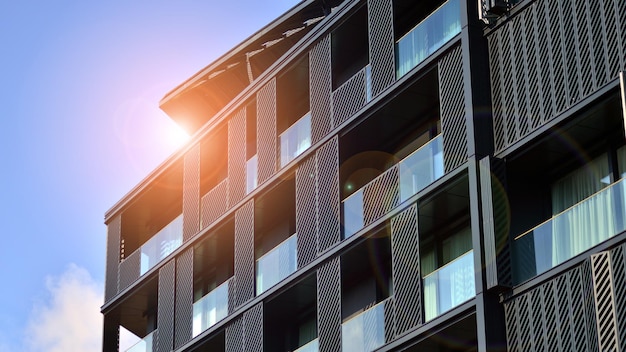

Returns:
175,248,194,349
229,108,247,206
201,179,229,229
309,36,334,143
156,260,175,352
367,0,395,97
105,215,121,302
439,45,467,173
331,67,367,126
316,137,341,253
257,79,277,184
183,145,200,242
118,249,140,293
317,258,341,352
234,200,255,307
296,155,319,268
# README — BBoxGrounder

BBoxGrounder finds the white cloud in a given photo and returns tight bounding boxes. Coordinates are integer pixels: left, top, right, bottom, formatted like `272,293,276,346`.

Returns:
24,264,103,352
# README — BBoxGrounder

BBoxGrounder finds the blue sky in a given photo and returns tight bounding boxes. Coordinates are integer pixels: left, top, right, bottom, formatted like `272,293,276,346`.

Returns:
0,1,298,350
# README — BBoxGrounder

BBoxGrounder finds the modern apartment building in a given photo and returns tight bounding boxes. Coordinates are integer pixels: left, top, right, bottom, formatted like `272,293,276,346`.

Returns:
101,0,626,350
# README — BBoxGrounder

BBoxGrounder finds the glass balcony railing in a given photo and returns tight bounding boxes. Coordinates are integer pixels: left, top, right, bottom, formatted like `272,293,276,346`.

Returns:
341,298,390,352
280,112,312,168
399,134,444,203
140,214,183,275
365,64,372,102
513,179,626,284
246,154,258,195
395,0,461,78
192,277,232,337
342,189,364,239
126,330,155,352
256,233,298,294
294,338,319,352
423,250,475,321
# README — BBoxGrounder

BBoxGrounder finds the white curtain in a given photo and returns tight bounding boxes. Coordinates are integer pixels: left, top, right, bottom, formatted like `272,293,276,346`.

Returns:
551,153,612,266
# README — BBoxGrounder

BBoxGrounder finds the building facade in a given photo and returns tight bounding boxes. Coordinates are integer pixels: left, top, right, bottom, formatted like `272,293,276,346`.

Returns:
101,0,626,351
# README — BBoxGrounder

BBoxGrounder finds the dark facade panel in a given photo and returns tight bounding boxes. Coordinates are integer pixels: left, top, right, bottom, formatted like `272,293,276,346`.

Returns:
490,0,626,153
175,248,194,349
296,155,319,268
309,35,334,143
200,179,229,229
367,0,395,97
234,200,255,307
183,145,201,242
390,205,422,334
317,258,341,352
331,67,367,126
244,303,263,352
362,165,399,226
591,252,619,351
105,215,121,301
103,318,119,352
157,260,176,352
118,248,140,293
611,244,626,350
226,316,244,352
439,45,467,172
383,298,396,343
257,79,277,184
229,108,247,206
316,136,341,253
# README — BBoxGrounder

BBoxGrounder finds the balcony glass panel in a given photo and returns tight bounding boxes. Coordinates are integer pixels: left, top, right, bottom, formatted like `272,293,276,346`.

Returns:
280,112,312,168
399,134,444,202
365,64,372,102
342,189,364,239
126,330,155,352
256,233,298,294
246,154,258,194
192,278,231,337
140,214,183,275
423,250,475,321
396,0,461,78
341,298,389,352
513,179,626,283
294,338,319,352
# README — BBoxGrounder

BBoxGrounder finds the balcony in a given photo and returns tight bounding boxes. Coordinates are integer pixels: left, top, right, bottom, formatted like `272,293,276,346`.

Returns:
192,277,232,337
246,154,258,194
256,233,298,294
342,189,364,239
423,250,475,321
126,330,155,352
513,178,626,283
280,112,312,168
395,0,461,78
140,214,183,275
294,338,319,352
341,298,391,352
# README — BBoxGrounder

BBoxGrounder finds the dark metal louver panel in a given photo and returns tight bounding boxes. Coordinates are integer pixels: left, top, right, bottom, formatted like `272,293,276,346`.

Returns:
156,260,175,352
318,258,341,352
383,298,396,343
390,205,422,334
316,137,341,253
296,155,319,268
229,108,247,206
226,316,244,352
183,145,200,242
331,68,367,126
244,303,263,352
309,36,333,143
367,0,395,97
591,252,619,351
257,79,277,184
362,165,399,226
234,200,255,307
175,248,194,349
118,248,140,293
201,179,229,229
611,244,626,350
105,215,121,301
439,46,467,172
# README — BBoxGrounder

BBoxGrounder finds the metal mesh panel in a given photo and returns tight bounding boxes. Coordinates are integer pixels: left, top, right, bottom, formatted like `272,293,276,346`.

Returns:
257,79,277,184
201,179,229,229
118,248,140,292
390,205,422,334
439,46,467,172
244,303,263,352
316,137,341,253
183,145,201,242
504,299,517,351
226,316,244,352
362,166,399,226
318,258,341,352
296,155,319,268
523,6,544,131
489,30,506,152
511,13,529,137
309,36,334,143
331,67,367,126
591,252,619,351
383,299,395,342
175,248,194,349
368,0,395,97
234,201,255,307
581,260,600,352
619,0,626,71
229,108,247,206
156,260,175,352
105,215,121,301
541,280,561,351
612,244,626,350
604,0,621,80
